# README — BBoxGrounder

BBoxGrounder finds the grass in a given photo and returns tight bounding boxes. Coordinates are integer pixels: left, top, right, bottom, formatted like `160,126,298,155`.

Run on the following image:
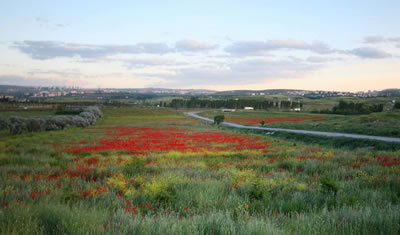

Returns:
1,106,400,234
200,110,400,138
230,127,400,151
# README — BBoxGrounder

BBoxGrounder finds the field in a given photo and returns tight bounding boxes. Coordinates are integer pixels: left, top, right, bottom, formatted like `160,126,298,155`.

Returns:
201,110,400,138
1,107,400,234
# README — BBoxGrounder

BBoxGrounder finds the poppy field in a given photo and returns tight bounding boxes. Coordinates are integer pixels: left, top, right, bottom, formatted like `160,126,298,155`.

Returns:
1,107,400,234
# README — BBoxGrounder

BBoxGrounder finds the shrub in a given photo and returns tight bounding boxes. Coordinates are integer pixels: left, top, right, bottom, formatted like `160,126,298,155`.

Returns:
320,172,340,195
3,106,102,135
214,115,225,125
0,117,9,131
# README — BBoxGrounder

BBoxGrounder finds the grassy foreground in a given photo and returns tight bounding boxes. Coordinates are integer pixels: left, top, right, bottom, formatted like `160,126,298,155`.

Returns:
1,107,400,234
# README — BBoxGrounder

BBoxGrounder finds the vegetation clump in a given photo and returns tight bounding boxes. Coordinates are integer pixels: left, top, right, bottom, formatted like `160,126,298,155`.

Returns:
320,172,340,195
214,115,225,125
318,100,384,115
0,106,102,135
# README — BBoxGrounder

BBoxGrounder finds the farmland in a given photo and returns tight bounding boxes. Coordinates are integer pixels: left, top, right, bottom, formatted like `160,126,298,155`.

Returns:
1,107,399,234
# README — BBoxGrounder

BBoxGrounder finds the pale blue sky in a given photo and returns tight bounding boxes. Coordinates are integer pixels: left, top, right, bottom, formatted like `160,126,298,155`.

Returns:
1,1,399,90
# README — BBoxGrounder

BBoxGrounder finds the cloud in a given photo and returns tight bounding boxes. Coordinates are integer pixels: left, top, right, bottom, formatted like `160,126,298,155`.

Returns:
364,36,385,43
0,75,81,86
13,41,173,60
27,69,82,78
148,58,320,87
349,47,391,59
389,37,400,43
225,40,335,56
175,40,217,51
124,58,182,69
364,36,400,44
306,56,342,63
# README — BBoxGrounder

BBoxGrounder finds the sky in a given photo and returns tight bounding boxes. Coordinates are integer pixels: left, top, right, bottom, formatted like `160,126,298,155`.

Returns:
0,0,399,91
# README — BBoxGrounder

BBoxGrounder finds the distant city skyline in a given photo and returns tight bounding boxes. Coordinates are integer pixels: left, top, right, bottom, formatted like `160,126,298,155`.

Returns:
1,1,399,91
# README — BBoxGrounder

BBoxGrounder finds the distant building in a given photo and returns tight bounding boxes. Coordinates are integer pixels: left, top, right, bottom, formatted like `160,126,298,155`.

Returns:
48,92,61,97
244,107,254,110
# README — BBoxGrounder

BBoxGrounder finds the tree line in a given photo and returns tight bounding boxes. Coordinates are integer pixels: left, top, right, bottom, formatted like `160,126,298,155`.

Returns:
166,98,303,110
314,100,384,115
0,106,103,135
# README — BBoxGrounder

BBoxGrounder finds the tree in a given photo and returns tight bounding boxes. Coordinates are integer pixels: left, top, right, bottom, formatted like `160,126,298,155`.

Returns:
394,101,400,109
214,115,225,125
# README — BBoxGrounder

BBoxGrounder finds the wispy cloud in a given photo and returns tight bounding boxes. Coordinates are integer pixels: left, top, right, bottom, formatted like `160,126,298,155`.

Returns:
0,75,84,86
349,47,391,59
143,58,320,87
13,41,173,60
27,68,82,78
364,35,400,44
306,56,342,63
364,36,385,44
175,40,217,52
225,40,335,56
124,58,183,69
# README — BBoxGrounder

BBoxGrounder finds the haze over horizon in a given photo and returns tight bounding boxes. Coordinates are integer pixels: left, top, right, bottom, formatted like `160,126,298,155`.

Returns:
1,1,399,92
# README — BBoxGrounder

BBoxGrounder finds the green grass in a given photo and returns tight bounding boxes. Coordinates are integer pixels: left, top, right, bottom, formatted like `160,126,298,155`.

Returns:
200,110,400,137
1,106,399,234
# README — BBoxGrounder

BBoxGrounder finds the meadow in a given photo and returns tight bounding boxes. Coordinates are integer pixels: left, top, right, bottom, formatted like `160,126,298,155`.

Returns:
0,107,399,234
201,110,400,138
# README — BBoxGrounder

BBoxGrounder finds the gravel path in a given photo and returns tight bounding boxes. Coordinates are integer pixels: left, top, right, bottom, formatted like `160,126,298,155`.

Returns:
185,112,400,143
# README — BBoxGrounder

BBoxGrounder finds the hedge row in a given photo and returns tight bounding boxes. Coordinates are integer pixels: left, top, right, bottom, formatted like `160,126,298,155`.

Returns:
0,106,103,135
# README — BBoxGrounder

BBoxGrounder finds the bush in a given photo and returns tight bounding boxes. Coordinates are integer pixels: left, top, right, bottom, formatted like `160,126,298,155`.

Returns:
214,115,225,125
0,117,9,131
320,172,340,195
3,106,102,135
394,102,400,109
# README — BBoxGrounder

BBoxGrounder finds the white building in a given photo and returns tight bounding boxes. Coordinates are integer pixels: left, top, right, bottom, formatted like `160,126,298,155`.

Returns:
244,107,254,110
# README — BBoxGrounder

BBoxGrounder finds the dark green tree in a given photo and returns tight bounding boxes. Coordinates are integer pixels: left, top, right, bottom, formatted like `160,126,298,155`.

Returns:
214,115,225,125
